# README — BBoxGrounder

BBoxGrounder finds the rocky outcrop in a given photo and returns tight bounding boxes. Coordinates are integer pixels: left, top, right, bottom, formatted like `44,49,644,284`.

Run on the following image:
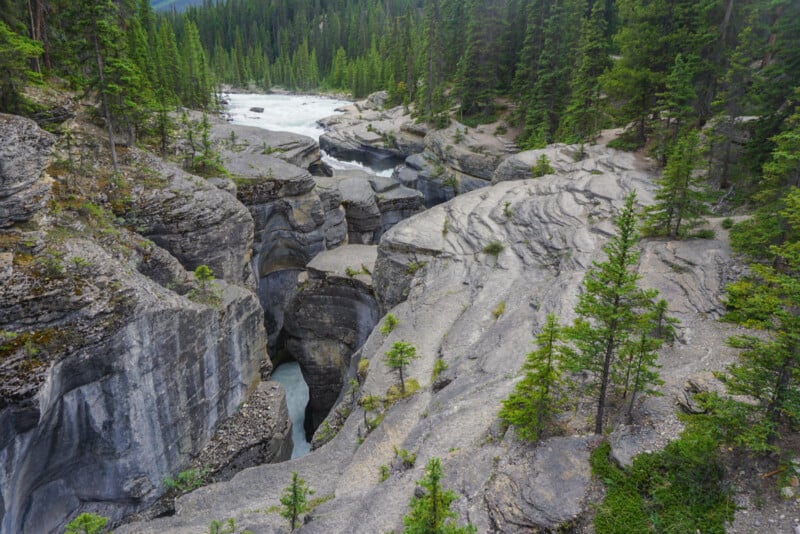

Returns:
320,170,424,245
231,157,332,350
194,381,293,482
283,245,380,434
318,96,421,171
0,116,292,534
213,121,329,175
130,154,256,287
486,436,597,531
0,236,271,534
0,114,55,228
491,143,646,184
393,122,515,207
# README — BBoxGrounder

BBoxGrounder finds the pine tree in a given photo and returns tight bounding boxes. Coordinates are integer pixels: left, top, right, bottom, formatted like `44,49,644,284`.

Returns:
455,0,508,119
715,183,800,453
384,341,418,394
279,472,312,531
0,20,42,113
558,0,612,144
566,192,658,434
617,301,672,422
642,130,709,238
403,458,476,534
499,313,573,442
652,53,699,164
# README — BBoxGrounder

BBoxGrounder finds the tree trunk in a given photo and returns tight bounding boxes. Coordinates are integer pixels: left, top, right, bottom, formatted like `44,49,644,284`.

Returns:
596,329,616,435
94,32,119,173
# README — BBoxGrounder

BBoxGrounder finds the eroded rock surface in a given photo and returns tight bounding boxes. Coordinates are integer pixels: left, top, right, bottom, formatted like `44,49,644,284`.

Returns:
107,143,740,534
1,117,290,534
283,245,380,434
130,154,256,287
0,114,55,227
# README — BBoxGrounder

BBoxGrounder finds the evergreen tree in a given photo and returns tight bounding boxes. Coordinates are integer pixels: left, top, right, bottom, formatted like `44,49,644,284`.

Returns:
0,20,42,113
566,192,659,434
403,457,476,534
558,0,612,144
384,341,418,394
652,53,699,163
499,313,573,442
279,472,312,531
716,187,800,451
617,301,672,422
517,0,584,147
642,130,709,238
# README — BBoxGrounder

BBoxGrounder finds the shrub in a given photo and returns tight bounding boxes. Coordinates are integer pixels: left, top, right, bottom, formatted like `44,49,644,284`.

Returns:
483,241,504,256
503,201,513,218
590,417,734,534
407,260,426,274
531,154,554,177
380,313,399,335
721,217,734,229
164,467,207,493
492,301,506,319
432,359,449,380
64,513,109,534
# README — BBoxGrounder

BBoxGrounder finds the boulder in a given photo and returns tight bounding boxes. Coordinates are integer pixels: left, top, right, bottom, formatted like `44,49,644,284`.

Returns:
486,436,596,531
0,114,55,227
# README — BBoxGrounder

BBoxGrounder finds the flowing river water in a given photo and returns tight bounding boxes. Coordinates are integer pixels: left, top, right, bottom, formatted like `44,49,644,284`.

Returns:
225,93,383,458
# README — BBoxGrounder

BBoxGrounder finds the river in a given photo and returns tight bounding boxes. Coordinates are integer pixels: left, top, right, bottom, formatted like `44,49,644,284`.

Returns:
224,92,393,176
224,93,378,458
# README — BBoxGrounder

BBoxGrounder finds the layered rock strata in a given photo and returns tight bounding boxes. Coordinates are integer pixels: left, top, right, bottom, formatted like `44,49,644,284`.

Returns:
0,114,55,228
283,245,380,434
0,117,287,533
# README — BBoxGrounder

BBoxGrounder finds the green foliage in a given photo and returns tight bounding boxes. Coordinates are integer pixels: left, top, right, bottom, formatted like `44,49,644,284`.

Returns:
403,457,476,534
642,130,709,238
164,466,207,492
383,342,417,394
64,513,109,534
591,418,734,534
385,378,421,404
531,155,554,178
483,241,504,256
502,201,513,218
358,393,383,431
378,464,390,482
357,359,370,383
205,518,253,534
499,314,573,442
715,188,800,452
565,193,668,434
0,20,42,113
393,446,416,469
280,472,313,531
406,260,426,274
380,313,399,335
431,359,448,381
721,217,734,229
491,301,506,320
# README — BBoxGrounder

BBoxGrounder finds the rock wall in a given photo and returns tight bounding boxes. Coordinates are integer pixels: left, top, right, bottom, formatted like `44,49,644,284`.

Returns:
283,245,380,434
0,238,269,533
0,114,54,228
0,116,288,533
